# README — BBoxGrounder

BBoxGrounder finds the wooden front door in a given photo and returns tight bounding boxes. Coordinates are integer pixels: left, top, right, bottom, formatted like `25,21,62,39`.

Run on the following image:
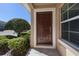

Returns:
36,11,52,45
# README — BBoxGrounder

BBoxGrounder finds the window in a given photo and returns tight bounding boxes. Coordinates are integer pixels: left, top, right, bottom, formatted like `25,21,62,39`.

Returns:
61,12,67,21
61,3,68,21
61,3,79,47
62,22,69,41
69,4,79,18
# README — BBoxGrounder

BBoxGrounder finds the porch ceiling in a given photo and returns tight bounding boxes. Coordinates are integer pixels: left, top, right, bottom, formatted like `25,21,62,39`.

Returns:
32,3,57,8
22,3,63,12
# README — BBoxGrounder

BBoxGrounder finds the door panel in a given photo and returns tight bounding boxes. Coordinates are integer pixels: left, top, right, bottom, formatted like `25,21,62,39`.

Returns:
36,11,52,45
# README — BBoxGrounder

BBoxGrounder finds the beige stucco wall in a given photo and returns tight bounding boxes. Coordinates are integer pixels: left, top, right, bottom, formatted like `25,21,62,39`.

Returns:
57,40,76,56
30,10,35,47
28,4,35,47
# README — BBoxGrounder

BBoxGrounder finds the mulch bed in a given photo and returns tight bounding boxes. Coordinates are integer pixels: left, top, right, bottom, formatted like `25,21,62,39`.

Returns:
0,47,10,55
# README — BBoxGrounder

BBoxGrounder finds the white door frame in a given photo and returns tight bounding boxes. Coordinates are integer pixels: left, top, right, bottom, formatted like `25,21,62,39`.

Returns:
34,8,56,49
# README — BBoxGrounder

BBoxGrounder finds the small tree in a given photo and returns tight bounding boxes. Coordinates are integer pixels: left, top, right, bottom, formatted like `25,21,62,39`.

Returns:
5,18,30,34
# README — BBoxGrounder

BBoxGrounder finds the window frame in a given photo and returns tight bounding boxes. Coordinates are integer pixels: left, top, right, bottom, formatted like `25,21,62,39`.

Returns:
61,3,79,48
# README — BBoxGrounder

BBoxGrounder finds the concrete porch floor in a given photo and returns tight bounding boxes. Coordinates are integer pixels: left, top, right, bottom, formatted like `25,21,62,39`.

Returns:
27,48,60,56
3,48,60,56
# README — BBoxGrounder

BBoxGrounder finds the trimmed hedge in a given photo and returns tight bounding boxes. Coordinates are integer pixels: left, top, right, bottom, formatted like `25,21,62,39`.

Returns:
20,30,31,36
0,39,9,48
8,37,29,56
0,36,9,55
8,37,24,49
0,36,9,48
6,35,17,39
0,30,30,56
20,30,30,48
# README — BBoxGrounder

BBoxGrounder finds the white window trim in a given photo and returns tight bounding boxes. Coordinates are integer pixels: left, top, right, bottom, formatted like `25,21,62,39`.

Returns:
61,15,79,23
33,8,56,49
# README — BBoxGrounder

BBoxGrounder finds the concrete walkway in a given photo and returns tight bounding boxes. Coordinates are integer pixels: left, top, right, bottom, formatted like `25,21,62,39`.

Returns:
2,50,12,56
27,48,60,56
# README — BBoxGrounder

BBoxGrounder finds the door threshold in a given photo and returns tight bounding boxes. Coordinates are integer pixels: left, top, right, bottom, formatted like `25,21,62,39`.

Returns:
35,45,55,49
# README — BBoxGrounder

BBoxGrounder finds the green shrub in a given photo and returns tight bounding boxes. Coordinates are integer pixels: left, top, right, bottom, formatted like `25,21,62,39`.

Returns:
23,30,31,34
0,39,9,48
0,36,9,55
20,30,30,40
23,35,30,48
8,37,29,56
20,30,31,36
7,30,30,56
6,35,17,39
11,46,27,56
20,30,30,48
8,37,24,49
0,36,9,48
